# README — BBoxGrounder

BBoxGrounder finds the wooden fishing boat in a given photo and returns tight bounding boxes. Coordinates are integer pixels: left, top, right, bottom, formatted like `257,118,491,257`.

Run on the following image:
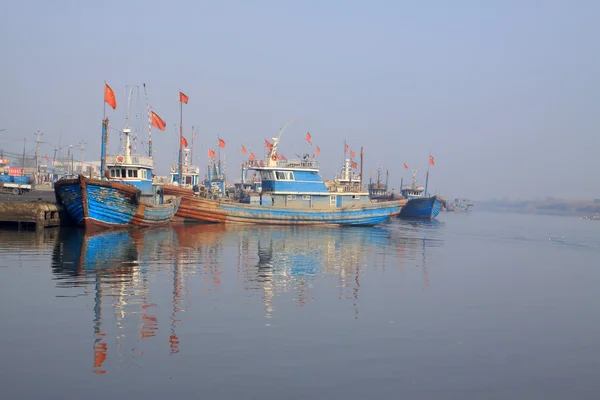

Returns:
54,85,180,229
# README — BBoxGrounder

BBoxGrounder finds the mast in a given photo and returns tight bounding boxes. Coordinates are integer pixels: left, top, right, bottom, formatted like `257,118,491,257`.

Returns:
191,126,195,163
385,169,389,192
124,85,134,163
143,84,152,158
359,146,364,190
100,119,108,180
178,96,183,185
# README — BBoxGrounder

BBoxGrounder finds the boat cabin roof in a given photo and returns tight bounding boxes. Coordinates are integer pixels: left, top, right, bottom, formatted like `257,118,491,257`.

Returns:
247,158,319,172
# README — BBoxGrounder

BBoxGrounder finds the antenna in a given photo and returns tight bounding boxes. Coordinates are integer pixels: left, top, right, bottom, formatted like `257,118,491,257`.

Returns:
143,83,152,157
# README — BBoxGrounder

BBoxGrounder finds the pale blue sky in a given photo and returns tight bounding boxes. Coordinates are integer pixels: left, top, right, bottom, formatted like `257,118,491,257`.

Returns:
1,0,599,200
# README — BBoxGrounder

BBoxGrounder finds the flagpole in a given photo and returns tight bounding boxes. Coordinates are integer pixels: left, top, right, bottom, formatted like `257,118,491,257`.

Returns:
178,96,183,185
103,81,106,120
424,155,431,197
359,146,364,191
101,81,107,180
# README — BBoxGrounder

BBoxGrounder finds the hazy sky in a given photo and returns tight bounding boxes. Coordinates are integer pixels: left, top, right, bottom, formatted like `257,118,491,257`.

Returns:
1,0,599,200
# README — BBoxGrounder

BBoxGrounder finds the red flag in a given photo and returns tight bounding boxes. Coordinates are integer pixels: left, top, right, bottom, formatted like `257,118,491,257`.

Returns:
429,155,435,166
345,143,348,153
265,139,272,151
218,138,226,148
208,149,215,158
351,161,357,169
104,83,117,110
350,150,355,158
179,92,189,104
403,163,408,169
305,132,312,144
249,152,255,160
241,145,247,154
182,136,188,147
151,111,166,131
316,146,321,155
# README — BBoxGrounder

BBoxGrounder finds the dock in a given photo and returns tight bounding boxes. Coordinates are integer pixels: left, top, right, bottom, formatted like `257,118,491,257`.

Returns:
0,201,65,229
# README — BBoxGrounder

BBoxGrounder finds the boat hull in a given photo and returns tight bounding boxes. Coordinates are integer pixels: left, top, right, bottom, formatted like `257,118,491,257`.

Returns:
398,196,442,220
164,186,401,226
55,176,180,229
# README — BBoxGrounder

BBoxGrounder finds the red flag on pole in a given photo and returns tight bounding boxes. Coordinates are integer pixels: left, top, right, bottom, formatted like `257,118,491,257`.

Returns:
218,138,226,148
179,92,189,104
241,145,247,154
182,137,188,147
104,83,117,109
249,153,255,160
208,149,215,158
315,146,321,155
305,132,312,144
351,161,358,169
265,139,272,152
150,111,166,131
429,155,435,166
350,150,355,158
403,163,408,169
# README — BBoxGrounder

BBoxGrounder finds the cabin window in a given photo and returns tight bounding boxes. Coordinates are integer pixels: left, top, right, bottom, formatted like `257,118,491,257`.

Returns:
302,195,310,200
261,171,274,180
287,195,296,200
121,169,126,178
110,169,115,178
275,171,294,181
352,195,360,199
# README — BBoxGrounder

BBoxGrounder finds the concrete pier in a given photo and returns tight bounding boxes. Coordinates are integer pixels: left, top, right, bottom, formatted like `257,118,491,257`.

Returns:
0,201,64,229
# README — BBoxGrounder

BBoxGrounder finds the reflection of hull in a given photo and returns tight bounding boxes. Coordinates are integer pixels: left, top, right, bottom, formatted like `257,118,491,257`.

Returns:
163,186,401,226
51,228,139,277
399,196,442,220
54,176,180,229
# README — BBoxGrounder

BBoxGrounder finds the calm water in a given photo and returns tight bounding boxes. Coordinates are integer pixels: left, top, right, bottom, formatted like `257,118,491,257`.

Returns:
1,212,600,399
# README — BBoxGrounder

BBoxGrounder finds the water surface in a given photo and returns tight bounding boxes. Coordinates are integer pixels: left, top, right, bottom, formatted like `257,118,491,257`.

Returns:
1,212,599,399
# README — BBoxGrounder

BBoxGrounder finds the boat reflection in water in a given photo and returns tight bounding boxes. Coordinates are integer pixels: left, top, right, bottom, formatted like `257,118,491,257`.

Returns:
50,220,443,374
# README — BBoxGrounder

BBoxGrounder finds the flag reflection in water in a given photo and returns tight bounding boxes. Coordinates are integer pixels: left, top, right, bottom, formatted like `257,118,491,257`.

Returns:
50,221,442,373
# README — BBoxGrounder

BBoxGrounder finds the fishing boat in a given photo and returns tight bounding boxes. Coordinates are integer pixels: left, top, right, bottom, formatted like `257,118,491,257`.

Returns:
163,137,402,225
399,167,443,220
169,148,201,191
445,198,473,212
55,85,180,229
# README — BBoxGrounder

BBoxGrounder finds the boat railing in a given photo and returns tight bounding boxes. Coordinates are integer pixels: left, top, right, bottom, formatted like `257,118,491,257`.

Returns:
248,158,319,170
170,164,200,174
106,154,154,169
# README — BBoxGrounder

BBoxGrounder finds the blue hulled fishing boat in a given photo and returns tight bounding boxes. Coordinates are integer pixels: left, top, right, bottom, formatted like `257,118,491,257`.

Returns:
399,166,443,220
164,136,402,225
55,85,180,229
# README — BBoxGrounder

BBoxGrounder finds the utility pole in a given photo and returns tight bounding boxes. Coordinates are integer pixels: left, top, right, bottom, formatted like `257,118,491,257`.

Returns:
21,138,27,176
34,131,43,184
52,146,61,180
79,140,86,175
67,145,72,175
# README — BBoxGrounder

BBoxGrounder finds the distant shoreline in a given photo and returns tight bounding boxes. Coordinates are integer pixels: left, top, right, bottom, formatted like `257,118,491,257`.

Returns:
473,199,600,217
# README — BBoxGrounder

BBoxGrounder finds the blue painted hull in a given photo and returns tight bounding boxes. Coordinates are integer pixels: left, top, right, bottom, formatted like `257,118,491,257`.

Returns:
399,196,442,220
54,176,180,229
163,186,401,226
